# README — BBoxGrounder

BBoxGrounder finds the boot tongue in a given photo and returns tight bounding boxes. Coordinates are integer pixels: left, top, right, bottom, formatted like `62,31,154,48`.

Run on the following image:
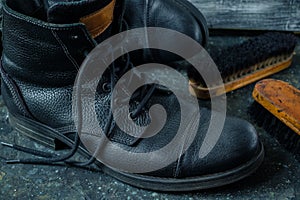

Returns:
47,0,113,23
8,0,116,39
47,0,116,38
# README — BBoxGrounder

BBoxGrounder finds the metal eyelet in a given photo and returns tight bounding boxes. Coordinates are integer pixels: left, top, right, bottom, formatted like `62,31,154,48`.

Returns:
128,112,137,121
70,35,79,40
102,82,111,92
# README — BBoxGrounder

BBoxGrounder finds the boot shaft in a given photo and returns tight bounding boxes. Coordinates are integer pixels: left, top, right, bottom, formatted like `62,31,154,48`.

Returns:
0,0,205,129
2,0,116,86
1,0,118,127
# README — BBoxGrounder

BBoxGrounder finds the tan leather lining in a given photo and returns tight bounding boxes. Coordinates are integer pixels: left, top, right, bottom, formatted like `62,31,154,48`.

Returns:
80,0,116,38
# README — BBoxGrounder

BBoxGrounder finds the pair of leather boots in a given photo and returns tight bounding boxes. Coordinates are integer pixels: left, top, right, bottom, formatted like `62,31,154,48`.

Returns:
0,0,264,191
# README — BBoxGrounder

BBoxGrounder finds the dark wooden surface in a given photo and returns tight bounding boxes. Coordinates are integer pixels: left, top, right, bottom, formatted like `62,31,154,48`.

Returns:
189,0,300,32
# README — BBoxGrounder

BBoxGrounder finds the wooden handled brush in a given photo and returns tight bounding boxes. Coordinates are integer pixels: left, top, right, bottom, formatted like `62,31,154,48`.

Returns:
189,32,297,99
250,79,299,160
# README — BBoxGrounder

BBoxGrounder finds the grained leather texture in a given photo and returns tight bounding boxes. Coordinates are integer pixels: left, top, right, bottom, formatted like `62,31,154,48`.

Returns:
82,84,260,177
0,0,208,127
1,1,96,128
1,0,260,179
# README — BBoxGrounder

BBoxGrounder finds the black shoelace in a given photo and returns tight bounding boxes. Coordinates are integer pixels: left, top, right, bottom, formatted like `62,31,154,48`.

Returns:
1,19,157,168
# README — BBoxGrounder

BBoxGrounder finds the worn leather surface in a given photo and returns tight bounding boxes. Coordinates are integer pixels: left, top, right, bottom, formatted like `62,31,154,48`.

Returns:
82,87,260,177
123,0,208,64
124,0,208,45
2,1,97,128
1,0,260,178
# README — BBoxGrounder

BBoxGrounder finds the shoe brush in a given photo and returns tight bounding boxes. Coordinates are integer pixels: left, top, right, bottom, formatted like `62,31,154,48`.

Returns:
189,32,297,99
250,79,299,160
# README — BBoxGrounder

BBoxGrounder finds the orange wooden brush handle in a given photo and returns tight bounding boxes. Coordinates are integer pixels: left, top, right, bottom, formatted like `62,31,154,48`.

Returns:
252,79,300,135
190,55,293,99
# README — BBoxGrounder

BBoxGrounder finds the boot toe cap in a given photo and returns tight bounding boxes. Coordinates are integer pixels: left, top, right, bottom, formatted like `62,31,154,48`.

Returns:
178,117,261,178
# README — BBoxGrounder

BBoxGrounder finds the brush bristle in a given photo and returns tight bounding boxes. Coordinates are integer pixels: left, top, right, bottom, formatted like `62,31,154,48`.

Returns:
216,32,297,80
249,102,299,161
190,32,297,85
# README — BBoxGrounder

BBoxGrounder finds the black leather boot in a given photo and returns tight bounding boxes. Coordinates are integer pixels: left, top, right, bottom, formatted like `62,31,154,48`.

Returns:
0,0,208,63
122,0,209,64
1,0,264,191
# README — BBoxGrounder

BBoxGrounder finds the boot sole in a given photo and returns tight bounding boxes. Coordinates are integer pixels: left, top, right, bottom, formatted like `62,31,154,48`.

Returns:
9,113,264,191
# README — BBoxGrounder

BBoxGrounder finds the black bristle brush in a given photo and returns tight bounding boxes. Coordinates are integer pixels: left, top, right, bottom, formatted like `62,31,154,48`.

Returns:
189,32,297,99
249,79,299,161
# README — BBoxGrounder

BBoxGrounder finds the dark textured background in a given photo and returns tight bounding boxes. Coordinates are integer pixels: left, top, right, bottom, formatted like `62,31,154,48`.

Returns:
189,0,300,32
0,35,299,199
